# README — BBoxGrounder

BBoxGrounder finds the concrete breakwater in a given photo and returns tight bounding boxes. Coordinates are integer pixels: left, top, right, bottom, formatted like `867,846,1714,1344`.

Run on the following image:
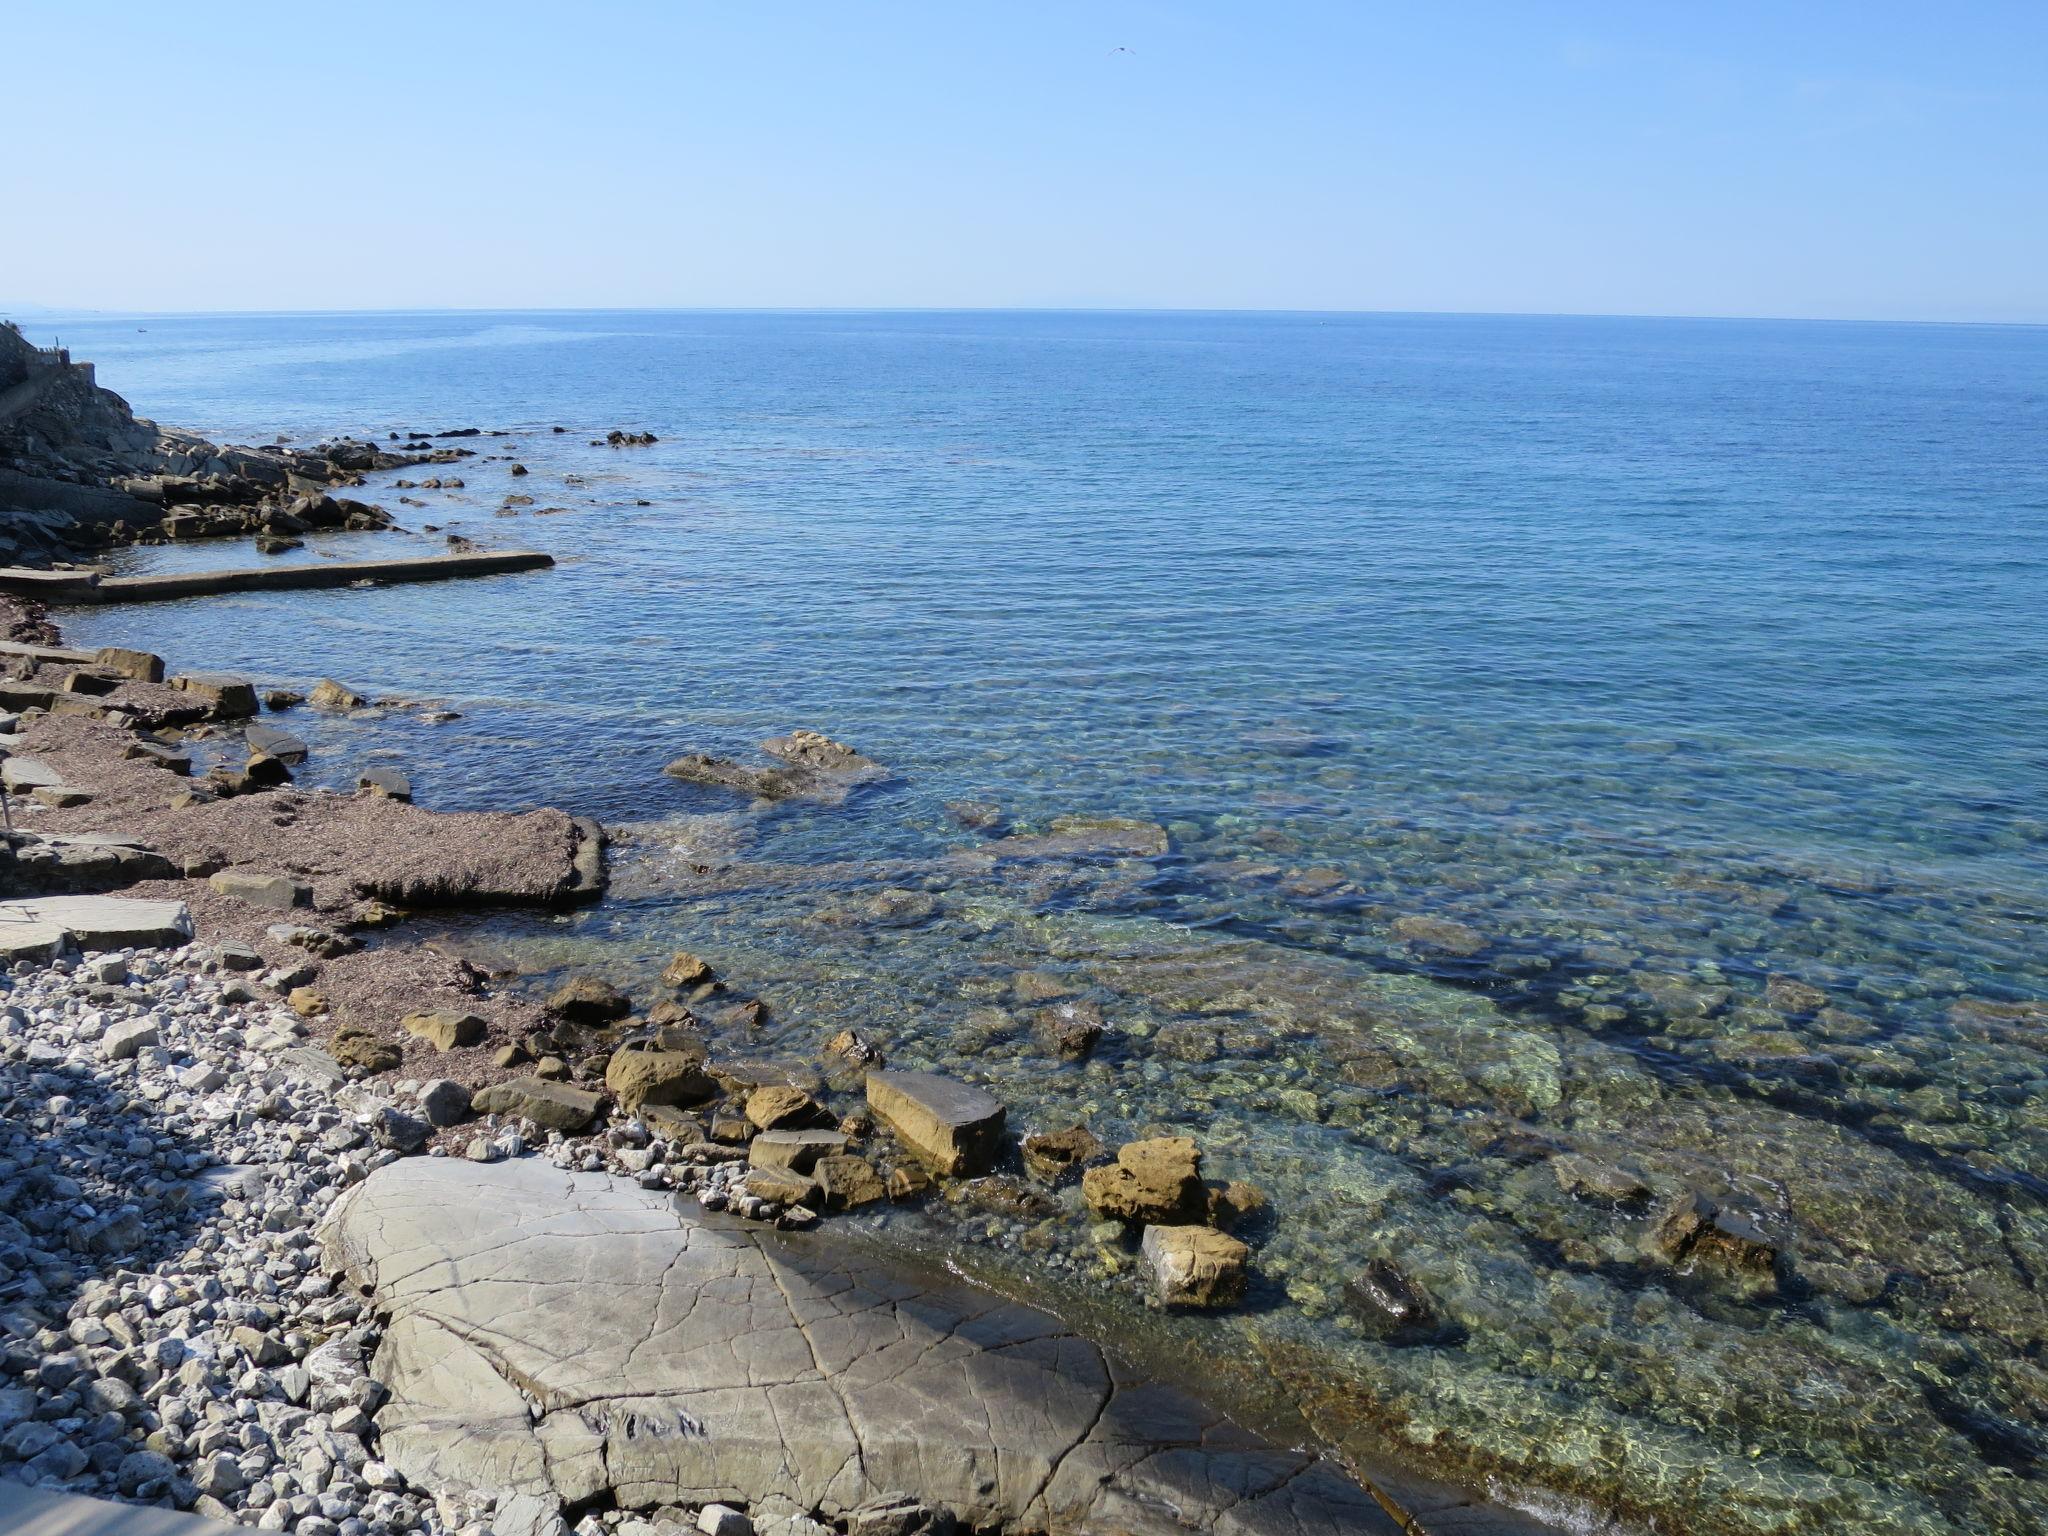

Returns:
0,550,555,604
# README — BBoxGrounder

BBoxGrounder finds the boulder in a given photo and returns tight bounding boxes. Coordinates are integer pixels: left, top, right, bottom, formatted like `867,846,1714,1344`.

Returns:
244,722,309,763
547,976,631,1024
359,766,413,801
473,1076,604,1132
402,1010,487,1051
605,1047,717,1113
1082,1137,1204,1225
167,672,258,719
329,1026,401,1074
101,1018,160,1060
661,950,716,988
309,678,366,711
208,870,312,909
1141,1225,1250,1308
417,1079,473,1127
744,1166,818,1206
92,645,164,682
748,1129,848,1174
814,1154,888,1210
866,1070,1006,1177
746,1083,827,1131
0,895,191,954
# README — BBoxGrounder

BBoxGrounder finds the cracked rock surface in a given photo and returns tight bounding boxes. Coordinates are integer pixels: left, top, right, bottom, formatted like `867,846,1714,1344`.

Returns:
321,1158,1398,1535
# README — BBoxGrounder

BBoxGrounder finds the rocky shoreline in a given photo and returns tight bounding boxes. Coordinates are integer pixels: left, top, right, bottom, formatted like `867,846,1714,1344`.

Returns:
0,378,1509,1535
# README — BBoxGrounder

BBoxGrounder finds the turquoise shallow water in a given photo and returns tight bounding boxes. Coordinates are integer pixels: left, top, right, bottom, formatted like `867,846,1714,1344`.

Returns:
32,309,2048,1534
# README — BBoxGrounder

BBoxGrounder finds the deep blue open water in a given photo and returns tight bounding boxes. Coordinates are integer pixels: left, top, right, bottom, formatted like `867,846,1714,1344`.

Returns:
30,309,2048,1535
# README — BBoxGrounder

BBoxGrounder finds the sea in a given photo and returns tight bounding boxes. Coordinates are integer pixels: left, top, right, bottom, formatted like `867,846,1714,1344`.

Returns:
25,308,2048,1535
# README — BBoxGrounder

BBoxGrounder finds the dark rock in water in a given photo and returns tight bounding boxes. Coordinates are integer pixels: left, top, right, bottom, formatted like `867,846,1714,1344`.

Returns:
1022,1123,1103,1184
1644,1191,1780,1282
761,727,883,776
1551,1151,1652,1204
357,766,413,802
981,814,1171,861
1207,1179,1268,1230
605,428,658,446
1033,999,1105,1060
1765,973,1830,1015
1345,1258,1443,1342
660,949,715,988
945,799,1007,833
241,752,294,787
547,975,631,1024
1155,1020,1223,1063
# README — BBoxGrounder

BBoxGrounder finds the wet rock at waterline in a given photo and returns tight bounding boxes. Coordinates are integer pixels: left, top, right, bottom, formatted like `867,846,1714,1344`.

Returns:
319,1158,1398,1535
1082,1136,1206,1225
865,1070,1006,1177
1143,1224,1250,1307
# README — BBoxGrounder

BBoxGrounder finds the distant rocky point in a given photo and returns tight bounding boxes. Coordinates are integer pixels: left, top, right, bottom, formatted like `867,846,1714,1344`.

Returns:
0,322,466,566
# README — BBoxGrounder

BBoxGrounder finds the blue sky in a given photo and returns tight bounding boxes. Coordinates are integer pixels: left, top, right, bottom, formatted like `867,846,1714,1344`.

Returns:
4,2,2043,320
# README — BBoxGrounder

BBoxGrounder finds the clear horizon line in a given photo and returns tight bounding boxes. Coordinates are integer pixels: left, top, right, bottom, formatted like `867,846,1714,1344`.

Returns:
4,301,2046,331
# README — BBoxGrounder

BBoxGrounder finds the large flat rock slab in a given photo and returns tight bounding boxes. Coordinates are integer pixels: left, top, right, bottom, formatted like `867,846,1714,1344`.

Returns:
321,1158,1400,1536
0,894,191,957
0,1479,227,1535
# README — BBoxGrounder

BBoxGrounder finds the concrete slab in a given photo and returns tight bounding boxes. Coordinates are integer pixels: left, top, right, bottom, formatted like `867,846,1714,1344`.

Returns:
74,549,553,605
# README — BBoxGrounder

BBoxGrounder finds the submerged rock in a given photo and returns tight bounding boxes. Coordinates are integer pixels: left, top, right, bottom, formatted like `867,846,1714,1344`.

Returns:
1644,1191,1780,1283
1021,1123,1102,1185
1344,1259,1443,1343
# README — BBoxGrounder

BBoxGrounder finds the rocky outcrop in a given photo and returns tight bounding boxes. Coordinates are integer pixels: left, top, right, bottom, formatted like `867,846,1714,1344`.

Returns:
320,1158,1396,1536
0,323,432,566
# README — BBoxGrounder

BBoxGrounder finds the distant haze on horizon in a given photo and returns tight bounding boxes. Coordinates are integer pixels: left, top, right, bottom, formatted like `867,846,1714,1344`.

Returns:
5,1,2044,324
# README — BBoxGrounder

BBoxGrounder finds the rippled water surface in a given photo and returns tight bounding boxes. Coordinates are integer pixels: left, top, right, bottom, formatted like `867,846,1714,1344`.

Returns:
39,309,2048,1534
